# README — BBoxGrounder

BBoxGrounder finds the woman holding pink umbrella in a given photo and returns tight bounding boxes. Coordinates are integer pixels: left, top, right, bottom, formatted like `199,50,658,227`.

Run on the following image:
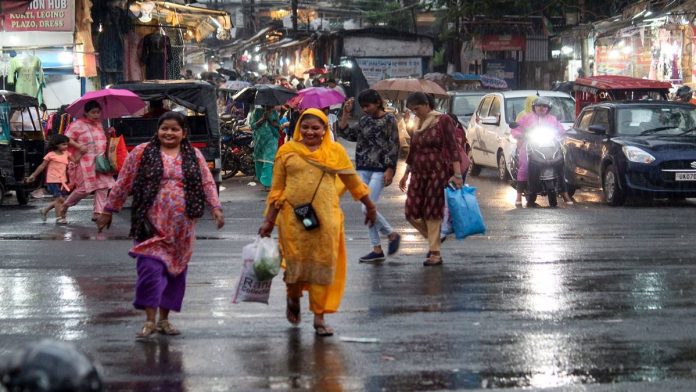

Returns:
58,100,116,224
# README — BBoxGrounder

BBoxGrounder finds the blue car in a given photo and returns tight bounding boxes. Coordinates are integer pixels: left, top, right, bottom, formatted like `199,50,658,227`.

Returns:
564,101,696,205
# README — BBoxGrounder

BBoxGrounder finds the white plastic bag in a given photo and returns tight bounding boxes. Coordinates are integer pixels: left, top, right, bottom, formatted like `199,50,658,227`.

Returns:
253,237,281,281
232,241,272,304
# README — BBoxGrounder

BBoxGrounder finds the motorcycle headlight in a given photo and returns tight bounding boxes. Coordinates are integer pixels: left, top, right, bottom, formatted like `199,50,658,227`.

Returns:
527,126,556,146
622,146,655,164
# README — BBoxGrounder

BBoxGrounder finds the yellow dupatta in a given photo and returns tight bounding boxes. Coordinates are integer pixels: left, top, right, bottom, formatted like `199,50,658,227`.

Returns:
268,108,356,207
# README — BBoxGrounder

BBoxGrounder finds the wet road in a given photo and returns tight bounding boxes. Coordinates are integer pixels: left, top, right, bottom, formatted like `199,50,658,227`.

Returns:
2,162,696,391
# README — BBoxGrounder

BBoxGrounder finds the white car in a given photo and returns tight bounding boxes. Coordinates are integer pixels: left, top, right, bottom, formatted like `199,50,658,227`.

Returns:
466,90,576,180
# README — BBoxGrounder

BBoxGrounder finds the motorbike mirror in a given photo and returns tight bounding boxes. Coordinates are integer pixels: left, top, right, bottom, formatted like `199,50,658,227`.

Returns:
588,124,607,134
509,121,519,129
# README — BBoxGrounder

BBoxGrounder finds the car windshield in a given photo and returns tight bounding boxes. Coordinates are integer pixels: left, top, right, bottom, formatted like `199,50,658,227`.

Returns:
505,96,576,123
451,94,485,116
616,106,696,136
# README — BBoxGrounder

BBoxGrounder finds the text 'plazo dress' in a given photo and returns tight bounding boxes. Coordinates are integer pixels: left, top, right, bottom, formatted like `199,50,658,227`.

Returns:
105,143,221,276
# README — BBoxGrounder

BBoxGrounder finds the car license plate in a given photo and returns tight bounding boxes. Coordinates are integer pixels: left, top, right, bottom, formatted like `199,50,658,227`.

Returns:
675,172,696,181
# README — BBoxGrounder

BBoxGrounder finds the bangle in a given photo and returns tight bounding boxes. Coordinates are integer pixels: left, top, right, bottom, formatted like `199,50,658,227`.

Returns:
453,173,463,179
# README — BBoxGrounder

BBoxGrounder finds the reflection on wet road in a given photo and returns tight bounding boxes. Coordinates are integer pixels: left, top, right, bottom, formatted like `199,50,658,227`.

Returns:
2,165,696,390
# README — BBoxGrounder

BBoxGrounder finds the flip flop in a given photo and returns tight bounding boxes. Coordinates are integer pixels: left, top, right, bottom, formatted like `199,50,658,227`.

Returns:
423,257,443,266
314,323,334,337
286,297,301,326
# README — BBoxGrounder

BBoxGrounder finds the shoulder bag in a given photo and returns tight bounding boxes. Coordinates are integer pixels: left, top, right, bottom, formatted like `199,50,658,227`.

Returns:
85,126,114,174
288,171,326,230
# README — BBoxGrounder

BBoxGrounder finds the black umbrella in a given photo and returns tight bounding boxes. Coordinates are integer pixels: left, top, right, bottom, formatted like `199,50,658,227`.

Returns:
232,84,296,106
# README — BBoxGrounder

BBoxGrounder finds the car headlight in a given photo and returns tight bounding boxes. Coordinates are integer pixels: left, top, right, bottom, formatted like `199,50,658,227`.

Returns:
622,146,655,164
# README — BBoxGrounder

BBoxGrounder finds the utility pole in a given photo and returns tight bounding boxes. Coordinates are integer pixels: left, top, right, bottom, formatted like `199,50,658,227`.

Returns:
292,0,298,33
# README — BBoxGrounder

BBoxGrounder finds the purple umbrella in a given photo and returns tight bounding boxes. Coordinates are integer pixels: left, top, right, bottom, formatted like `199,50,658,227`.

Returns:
287,87,345,110
66,89,146,119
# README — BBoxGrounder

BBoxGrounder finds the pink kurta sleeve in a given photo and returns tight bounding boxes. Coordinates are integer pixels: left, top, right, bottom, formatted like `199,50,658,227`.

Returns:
195,148,222,212
105,144,146,212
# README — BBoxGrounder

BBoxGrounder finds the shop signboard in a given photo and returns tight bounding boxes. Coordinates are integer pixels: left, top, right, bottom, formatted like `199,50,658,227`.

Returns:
481,35,526,51
483,59,518,89
2,0,75,32
355,58,423,85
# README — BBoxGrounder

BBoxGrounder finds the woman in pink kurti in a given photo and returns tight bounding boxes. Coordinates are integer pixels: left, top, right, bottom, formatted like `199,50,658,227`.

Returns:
97,112,224,339
61,101,115,223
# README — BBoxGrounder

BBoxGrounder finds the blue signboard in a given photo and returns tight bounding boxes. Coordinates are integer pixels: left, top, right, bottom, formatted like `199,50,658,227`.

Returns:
483,60,518,89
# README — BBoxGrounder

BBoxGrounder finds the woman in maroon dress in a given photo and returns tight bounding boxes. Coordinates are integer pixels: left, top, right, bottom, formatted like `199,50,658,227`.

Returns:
398,93,464,266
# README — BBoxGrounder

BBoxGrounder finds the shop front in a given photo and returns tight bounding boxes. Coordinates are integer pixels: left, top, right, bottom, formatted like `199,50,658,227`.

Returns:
0,0,88,109
323,29,434,87
595,23,690,84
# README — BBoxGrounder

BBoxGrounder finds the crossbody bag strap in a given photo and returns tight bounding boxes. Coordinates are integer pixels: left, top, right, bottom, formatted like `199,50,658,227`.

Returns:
309,171,326,204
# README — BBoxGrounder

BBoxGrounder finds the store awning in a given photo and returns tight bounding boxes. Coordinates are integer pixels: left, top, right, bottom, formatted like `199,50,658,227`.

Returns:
129,1,232,42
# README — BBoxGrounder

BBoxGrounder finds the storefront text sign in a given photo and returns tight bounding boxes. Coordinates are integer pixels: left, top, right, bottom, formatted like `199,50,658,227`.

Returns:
355,58,423,85
2,0,75,32
481,35,526,51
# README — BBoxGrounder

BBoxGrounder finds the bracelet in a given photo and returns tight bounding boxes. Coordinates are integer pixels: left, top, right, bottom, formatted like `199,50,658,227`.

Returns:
453,173,463,179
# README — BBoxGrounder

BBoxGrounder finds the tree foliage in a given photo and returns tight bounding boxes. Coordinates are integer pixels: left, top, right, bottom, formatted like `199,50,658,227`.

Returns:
331,0,420,31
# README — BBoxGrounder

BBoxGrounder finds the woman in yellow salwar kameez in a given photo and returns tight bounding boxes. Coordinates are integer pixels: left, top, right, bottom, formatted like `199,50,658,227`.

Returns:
258,108,377,337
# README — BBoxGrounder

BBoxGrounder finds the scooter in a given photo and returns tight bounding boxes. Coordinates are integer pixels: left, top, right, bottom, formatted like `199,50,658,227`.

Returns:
510,123,565,207
220,118,255,179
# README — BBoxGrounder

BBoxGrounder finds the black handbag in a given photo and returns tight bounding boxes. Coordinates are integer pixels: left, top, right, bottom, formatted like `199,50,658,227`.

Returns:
291,172,326,231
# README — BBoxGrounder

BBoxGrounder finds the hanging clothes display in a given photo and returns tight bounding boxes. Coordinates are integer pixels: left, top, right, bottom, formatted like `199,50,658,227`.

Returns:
141,31,172,80
95,2,128,86
7,54,45,105
124,30,145,81
167,29,184,80
75,0,97,77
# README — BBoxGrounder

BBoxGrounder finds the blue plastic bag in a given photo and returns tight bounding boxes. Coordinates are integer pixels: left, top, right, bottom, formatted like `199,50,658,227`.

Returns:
446,185,486,239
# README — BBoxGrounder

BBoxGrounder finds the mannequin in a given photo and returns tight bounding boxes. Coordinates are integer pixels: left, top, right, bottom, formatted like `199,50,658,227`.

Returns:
8,51,45,104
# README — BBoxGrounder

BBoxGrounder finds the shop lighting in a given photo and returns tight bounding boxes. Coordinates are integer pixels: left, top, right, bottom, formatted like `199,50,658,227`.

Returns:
609,49,620,59
58,49,73,65
254,54,260,62
139,1,155,23
254,46,260,52
98,23,103,33
644,10,653,17
258,63,267,71
622,45,633,55
561,46,573,55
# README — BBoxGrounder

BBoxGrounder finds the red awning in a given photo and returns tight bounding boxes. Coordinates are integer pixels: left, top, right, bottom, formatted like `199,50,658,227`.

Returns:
574,76,672,92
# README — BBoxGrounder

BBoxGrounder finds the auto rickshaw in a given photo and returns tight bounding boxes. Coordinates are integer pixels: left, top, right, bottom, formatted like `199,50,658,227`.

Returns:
110,80,222,187
0,91,45,205
573,75,672,116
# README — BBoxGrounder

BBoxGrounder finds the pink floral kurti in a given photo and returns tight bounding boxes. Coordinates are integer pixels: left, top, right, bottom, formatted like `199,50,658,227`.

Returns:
105,143,221,276
65,118,115,193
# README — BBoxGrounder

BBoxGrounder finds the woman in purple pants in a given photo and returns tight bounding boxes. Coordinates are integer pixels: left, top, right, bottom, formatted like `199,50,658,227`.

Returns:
97,112,224,339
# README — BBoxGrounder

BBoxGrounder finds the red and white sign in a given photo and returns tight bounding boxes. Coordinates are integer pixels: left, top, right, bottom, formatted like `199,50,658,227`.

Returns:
2,0,74,32
481,35,526,51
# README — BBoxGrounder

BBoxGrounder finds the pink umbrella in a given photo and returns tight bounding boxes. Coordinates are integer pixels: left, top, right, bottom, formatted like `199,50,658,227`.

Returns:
287,87,345,110
66,89,146,119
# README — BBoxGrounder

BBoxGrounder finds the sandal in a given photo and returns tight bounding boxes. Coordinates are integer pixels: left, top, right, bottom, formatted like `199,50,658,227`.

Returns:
156,319,181,336
313,323,334,337
136,321,157,339
423,257,443,266
286,297,301,326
